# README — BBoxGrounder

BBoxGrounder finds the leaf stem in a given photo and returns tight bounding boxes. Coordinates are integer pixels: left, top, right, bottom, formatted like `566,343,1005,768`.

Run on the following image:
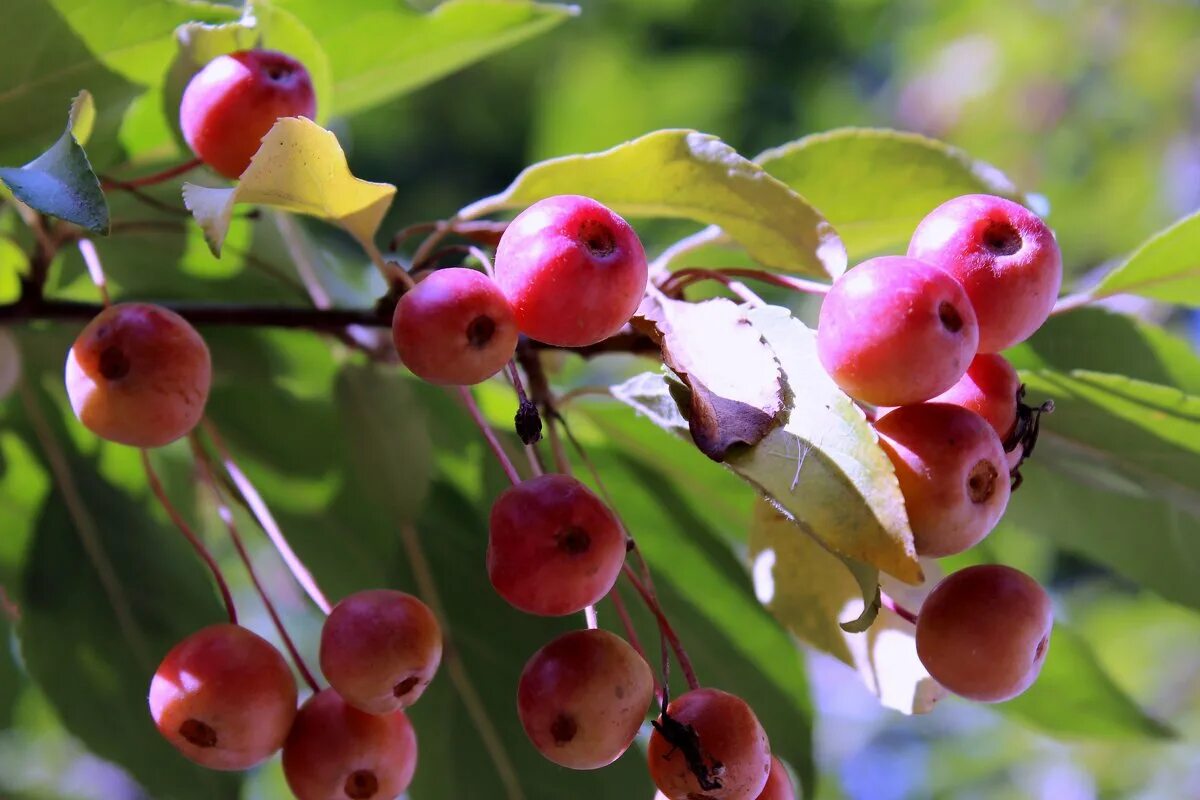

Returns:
1050,290,1096,315
190,436,320,693
458,386,522,486
661,267,831,297
139,449,237,625
201,419,333,616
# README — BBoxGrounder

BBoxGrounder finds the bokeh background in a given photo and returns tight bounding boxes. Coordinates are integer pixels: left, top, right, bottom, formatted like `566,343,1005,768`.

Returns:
2,1,1200,798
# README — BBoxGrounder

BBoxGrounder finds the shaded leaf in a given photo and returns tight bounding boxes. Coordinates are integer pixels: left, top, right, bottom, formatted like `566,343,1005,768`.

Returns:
16,384,236,799
281,0,580,116
997,626,1174,740
460,129,846,278
1091,210,1200,307
755,127,1025,261
183,117,395,255
0,91,108,233
636,296,784,460
1006,308,1200,395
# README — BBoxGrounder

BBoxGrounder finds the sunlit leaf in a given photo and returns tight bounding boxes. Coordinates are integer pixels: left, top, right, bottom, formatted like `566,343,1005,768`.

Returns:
280,0,579,115
1091,210,1200,307
460,129,846,278
183,117,395,255
0,91,108,233
755,127,1025,261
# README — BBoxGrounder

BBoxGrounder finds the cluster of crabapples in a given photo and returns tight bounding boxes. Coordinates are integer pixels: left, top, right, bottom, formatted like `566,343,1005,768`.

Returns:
53,44,1062,800
817,193,1061,702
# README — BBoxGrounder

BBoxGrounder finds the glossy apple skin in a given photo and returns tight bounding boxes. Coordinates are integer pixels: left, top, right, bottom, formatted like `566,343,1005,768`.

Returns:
66,303,211,448
908,194,1062,352
817,256,979,407
494,195,648,347
149,624,297,771
181,49,317,179
929,353,1022,441
648,688,771,800
283,689,418,800
488,474,626,616
916,564,1053,702
319,589,443,715
391,267,519,385
517,628,654,770
874,403,1010,557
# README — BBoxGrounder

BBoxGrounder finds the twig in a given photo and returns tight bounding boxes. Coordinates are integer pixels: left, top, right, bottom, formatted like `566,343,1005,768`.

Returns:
140,450,237,625
458,386,522,486
191,436,320,693
201,420,332,615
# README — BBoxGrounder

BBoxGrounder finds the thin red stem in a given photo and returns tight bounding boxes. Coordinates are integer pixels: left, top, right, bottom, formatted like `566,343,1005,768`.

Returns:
140,450,237,625
880,591,919,625
102,157,203,190
622,563,699,692
458,386,522,486
201,420,333,615
77,239,111,306
662,267,831,297
191,439,320,693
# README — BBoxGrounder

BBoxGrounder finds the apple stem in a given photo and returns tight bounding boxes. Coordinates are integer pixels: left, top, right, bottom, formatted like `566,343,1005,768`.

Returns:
76,239,111,306
880,590,919,625
100,157,203,191
660,266,832,297
622,564,700,692
191,436,321,693
200,419,333,616
458,385,523,486
140,449,238,626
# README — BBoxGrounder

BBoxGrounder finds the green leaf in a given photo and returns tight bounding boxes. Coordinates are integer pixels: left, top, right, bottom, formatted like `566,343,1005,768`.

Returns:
183,117,395,255
279,0,579,116
459,129,847,278
754,127,1025,262
0,91,108,233
0,0,233,166
16,385,237,799
1091,210,1200,307
1006,308,1200,395
997,626,1174,740
1002,368,1200,609
740,305,920,582
748,499,880,662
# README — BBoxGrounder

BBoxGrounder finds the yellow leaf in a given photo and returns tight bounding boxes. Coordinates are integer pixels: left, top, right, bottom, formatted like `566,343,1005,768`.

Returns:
183,117,395,257
69,90,96,146
749,500,947,714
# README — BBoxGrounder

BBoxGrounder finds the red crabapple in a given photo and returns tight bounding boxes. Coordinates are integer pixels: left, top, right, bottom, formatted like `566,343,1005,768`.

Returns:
517,628,654,769
929,353,1022,441
916,564,1053,702
66,303,211,448
757,757,796,800
149,624,297,771
283,689,417,800
648,688,771,800
391,267,519,385
320,589,442,715
874,403,1010,557
908,194,1062,352
494,195,648,347
817,256,979,406
180,49,317,179
488,474,626,616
